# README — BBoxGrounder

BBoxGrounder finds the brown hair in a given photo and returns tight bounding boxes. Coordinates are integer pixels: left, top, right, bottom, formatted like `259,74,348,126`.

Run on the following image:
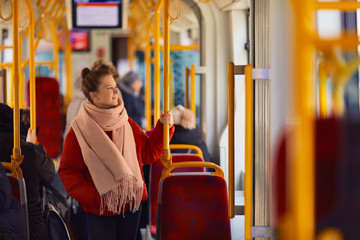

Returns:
90,59,121,83
21,108,30,125
81,67,112,103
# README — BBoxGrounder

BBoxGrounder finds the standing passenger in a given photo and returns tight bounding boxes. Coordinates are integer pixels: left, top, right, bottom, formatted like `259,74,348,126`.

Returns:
117,71,145,128
59,66,174,240
0,104,55,240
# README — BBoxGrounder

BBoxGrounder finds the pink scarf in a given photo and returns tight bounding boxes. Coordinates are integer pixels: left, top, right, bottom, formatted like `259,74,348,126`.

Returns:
71,98,143,215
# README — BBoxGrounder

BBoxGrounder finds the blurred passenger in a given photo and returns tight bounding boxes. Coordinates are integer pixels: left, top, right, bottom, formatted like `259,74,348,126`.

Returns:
64,59,122,137
0,103,55,240
170,105,212,163
59,66,174,240
0,161,26,240
117,71,145,128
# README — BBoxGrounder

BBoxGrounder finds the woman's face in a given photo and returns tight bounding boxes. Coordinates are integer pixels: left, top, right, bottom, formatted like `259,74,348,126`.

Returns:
90,74,120,109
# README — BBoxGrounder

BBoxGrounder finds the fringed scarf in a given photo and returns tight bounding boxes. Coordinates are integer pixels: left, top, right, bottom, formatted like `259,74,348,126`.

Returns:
71,98,143,215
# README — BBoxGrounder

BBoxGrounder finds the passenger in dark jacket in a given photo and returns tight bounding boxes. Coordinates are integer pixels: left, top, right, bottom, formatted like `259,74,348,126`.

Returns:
117,71,145,128
0,162,26,240
170,105,212,163
0,103,55,240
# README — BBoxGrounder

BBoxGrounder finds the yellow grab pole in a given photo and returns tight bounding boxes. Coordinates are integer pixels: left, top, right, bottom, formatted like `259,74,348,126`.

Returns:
227,62,235,218
287,0,315,239
9,66,13,107
184,67,189,108
19,31,25,108
154,0,163,124
64,26,73,111
51,20,59,79
25,0,36,140
145,33,152,130
2,69,7,103
244,64,253,240
190,64,196,126
161,0,171,167
318,62,327,118
12,0,24,165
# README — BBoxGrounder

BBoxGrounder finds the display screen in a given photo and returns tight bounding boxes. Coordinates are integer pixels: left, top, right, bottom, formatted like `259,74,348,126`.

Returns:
71,29,90,51
72,0,122,28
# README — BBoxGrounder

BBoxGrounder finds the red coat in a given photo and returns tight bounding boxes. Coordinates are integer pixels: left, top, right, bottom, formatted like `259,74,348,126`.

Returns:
58,118,174,216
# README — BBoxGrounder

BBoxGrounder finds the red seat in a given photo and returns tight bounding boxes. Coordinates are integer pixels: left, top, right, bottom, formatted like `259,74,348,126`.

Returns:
157,174,231,240
26,77,62,158
7,174,30,240
150,155,205,236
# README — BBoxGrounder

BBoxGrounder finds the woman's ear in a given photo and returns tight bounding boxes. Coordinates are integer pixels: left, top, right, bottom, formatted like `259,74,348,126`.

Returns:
90,91,96,101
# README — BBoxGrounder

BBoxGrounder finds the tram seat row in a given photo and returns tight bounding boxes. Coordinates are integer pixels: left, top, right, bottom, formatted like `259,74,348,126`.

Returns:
5,166,70,240
150,154,205,235
26,77,63,158
150,150,231,240
7,173,30,240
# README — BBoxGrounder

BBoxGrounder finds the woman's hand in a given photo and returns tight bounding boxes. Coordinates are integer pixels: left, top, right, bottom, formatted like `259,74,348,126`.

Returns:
26,128,36,144
159,111,173,127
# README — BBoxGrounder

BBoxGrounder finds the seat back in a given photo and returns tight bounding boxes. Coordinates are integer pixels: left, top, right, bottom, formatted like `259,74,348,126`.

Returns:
8,175,30,240
157,174,231,240
26,77,62,158
150,155,205,229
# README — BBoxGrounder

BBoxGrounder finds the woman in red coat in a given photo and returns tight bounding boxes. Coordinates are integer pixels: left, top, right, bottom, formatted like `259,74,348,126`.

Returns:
59,67,174,240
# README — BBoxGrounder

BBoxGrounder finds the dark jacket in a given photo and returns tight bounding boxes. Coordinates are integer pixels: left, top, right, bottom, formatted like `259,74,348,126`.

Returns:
118,82,145,128
0,162,26,240
170,124,212,163
0,126,55,240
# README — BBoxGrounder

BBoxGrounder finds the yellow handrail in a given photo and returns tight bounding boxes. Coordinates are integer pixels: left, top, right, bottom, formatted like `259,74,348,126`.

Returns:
0,46,13,49
227,62,235,219
145,28,152,130
24,0,37,143
2,69,6,104
184,67,189,108
169,144,203,158
287,0,315,239
2,162,23,179
190,64,196,126
161,162,225,180
318,62,327,118
12,0,24,165
161,0,171,168
64,25,73,112
244,64,253,240
153,0,163,124
51,19,59,79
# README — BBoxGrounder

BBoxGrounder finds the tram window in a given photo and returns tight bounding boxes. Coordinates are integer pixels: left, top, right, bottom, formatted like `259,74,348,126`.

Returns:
71,0,122,29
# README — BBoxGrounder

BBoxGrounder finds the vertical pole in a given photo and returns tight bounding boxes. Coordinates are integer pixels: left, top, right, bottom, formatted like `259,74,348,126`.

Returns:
227,62,234,219
154,0,163,124
161,0,171,166
190,64,196,126
12,0,23,161
51,20,59,80
2,68,7,103
184,67,189,108
145,33,152,130
64,26,73,111
287,0,315,239
318,62,327,118
25,0,36,142
244,64,253,240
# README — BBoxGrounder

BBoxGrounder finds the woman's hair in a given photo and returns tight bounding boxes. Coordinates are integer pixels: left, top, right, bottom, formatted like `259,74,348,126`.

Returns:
21,108,30,126
90,59,121,82
81,67,112,103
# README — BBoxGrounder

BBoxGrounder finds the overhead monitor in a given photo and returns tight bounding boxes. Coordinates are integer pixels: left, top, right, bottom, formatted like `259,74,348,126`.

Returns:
71,29,90,51
72,0,122,28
